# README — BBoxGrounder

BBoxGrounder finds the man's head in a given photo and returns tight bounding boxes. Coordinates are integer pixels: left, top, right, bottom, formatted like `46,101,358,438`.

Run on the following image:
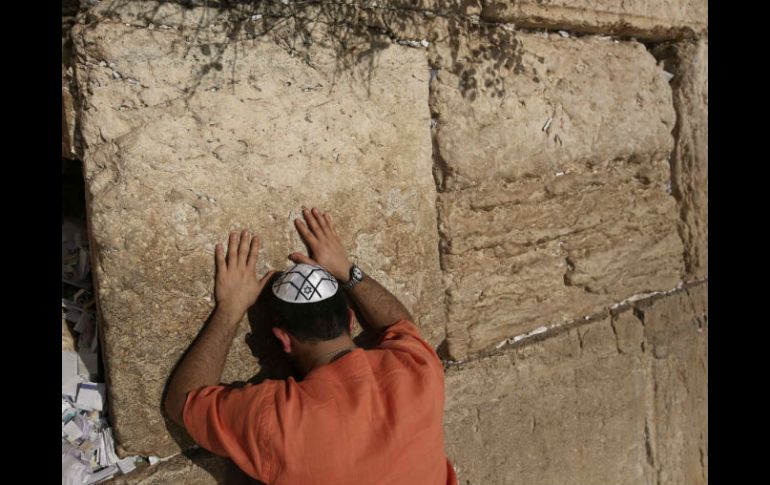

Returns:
267,264,354,358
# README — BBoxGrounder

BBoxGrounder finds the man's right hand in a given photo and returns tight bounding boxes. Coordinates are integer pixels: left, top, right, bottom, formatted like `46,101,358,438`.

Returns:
292,206,414,330
290,207,353,282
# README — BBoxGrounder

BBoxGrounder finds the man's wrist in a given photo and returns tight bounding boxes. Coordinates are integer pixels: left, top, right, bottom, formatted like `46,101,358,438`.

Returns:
341,264,364,290
335,262,354,284
212,303,245,327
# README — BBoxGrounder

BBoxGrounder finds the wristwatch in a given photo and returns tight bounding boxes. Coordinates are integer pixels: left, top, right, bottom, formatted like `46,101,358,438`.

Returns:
342,264,364,290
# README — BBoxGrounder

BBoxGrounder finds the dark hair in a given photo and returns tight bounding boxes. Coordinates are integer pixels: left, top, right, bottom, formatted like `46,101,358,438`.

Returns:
267,272,351,342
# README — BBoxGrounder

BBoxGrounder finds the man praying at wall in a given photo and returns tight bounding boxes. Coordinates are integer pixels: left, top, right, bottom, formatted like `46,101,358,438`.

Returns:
164,207,458,485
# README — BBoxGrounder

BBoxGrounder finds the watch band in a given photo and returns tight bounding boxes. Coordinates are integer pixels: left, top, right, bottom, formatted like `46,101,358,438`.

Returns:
342,264,364,290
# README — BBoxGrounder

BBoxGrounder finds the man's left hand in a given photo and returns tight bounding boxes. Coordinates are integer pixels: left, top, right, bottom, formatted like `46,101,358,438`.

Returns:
214,229,275,319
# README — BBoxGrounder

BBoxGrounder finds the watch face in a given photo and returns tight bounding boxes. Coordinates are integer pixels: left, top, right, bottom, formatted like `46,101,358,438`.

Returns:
352,267,363,280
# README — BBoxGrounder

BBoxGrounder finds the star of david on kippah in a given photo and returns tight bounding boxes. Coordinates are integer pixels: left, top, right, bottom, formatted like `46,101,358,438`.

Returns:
271,263,339,303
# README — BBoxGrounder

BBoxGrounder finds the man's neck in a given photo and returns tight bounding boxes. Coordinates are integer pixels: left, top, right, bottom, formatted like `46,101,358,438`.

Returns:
298,335,358,376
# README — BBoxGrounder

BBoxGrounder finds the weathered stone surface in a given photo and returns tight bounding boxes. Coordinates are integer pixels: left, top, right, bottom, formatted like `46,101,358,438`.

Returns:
72,2,443,456
432,31,683,357
480,0,707,40
444,282,707,485
89,0,706,42
653,38,708,280
444,313,653,484
106,448,257,485
432,33,675,191
634,281,708,485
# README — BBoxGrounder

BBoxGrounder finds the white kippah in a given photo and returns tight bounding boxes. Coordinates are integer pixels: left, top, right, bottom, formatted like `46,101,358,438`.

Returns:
271,263,339,304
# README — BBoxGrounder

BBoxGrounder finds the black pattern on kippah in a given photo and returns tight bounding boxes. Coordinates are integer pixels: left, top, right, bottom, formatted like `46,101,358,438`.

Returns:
272,265,339,302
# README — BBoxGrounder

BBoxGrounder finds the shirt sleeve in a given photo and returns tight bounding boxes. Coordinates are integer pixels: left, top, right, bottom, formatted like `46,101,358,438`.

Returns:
376,320,443,371
182,382,278,483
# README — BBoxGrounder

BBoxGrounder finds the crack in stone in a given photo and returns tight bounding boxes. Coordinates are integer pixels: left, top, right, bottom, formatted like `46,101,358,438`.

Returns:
442,279,707,367
576,327,585,356
643,418,657,478
609,316,623,354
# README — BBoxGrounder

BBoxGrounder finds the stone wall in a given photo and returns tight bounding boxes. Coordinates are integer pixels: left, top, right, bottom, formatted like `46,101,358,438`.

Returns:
64,1,706,483
444,280,707,484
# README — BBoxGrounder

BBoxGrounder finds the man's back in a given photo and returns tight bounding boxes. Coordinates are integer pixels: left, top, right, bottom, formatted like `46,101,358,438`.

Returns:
183,320,458,485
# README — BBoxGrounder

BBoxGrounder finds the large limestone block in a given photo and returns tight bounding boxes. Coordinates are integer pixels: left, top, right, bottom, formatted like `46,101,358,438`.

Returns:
634,281,708,485
439,167,683,356
653,39,708,280
444,282,707,485
444,313,653,484
432,33,675,191
480,0,707,40
432,31,683,357
72,3,442,456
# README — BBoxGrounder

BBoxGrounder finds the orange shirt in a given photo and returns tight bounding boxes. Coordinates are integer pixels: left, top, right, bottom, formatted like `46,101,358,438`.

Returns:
183,320,458,485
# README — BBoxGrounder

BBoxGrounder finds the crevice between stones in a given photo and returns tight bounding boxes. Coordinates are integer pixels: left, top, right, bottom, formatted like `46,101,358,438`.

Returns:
442,278,707,369
643,418,657,476
644,38,706,281
428,54,454,360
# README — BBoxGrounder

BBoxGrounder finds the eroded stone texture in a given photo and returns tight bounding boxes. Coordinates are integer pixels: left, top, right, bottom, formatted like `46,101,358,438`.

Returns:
90,0,706,42
72,2,443,456
653,38,708,280
444,313,653,485
480,0,707,40
444,282,707,485
432,31,683,357
432,33,675,191
633,281,708,485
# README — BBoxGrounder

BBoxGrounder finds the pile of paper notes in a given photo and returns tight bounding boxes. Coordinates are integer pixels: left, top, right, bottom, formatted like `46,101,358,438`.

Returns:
62,219,142,484
62,351,141,483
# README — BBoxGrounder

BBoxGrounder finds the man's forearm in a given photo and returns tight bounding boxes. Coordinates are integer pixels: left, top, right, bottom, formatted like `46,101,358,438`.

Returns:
164,306,242,425
344,274,413,331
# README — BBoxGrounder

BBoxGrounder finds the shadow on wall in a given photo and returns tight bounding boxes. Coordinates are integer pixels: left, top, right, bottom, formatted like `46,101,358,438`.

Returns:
80,0,523,102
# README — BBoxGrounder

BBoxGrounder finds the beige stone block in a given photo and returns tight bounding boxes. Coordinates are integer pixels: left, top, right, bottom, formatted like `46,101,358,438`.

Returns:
72,4,442,456
432,32,676,191
444,315,653,485
444,283,707,484
480,0,707,40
